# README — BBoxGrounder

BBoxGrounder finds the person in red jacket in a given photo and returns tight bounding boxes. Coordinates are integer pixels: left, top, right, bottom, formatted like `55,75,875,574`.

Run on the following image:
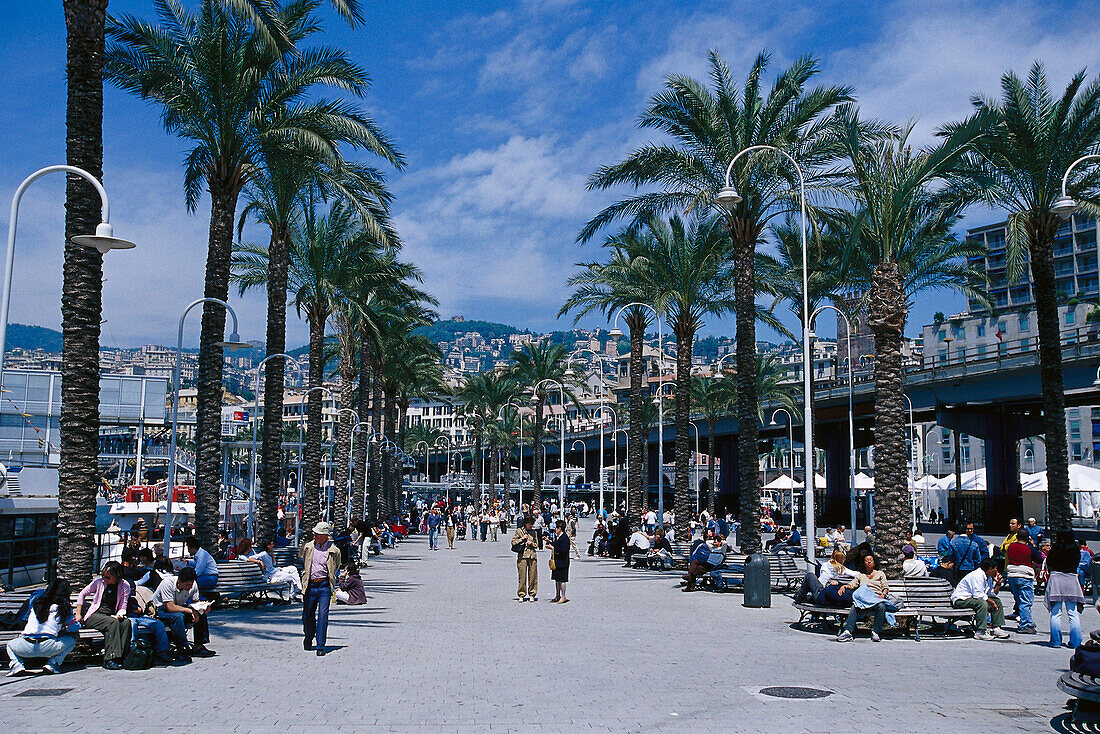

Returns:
1005,534,1042,634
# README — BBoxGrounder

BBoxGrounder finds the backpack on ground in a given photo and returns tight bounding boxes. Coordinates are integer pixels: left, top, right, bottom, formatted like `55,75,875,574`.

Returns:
122,636,155,670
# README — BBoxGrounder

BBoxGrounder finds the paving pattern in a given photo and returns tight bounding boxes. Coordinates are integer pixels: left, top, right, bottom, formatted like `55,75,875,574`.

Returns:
0,532,1086,732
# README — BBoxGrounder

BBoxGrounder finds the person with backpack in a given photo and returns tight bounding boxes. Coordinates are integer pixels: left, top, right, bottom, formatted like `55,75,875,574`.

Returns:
6,579,78,677
125,581,173,668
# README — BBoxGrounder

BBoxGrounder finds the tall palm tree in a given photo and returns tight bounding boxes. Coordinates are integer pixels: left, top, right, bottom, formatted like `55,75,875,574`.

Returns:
834,107,988,570
455,372,519,506
234,200,373,533
948,63,1100,533
626,213,735,525
389,335,445,505
58,0,109,585
106,0,370,547
579,50,853,553
690,374,736,515
509,343,575,511
560,236,654,523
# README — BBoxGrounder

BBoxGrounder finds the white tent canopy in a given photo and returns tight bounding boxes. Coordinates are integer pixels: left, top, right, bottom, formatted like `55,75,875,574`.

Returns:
853,472,875,489
763,474,802,490
1022,464,1100,517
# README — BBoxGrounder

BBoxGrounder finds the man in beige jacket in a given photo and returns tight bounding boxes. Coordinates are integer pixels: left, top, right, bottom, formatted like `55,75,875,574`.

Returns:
300,522,341,656
511,516,539,602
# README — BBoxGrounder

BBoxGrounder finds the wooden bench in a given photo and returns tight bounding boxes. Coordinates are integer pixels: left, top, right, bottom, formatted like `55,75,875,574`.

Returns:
669,542,693,570
1059,672,1100,723
792,577,973,641
214,560,293,605
272,547,302,569
709,553,803,591
0,591,105,656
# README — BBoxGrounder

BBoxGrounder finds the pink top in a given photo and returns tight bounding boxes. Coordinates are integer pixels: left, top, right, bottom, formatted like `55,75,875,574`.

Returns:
310,540,331,581
76,577,130,616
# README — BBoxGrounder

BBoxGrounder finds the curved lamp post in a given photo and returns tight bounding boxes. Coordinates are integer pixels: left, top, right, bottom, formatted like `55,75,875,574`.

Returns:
717,144,813,551
0,165,136,384
566,348,614,514
163,298,248,556
532,378,567,513
498,402,524,510
609,302,666,527
769,407,796,524
811,304,857,545
293,385,335,544
248,353,297,539
613,426,628,512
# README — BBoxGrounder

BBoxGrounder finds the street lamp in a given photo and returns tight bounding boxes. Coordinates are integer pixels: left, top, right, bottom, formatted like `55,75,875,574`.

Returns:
718,144,813,551
163,297,248,556
532,378,567,513
571,439,587,496
610,302,666,528
713,352,736,375
248,353,298,539
653,381,674,527
613,427,628,512
435,435,452,481
335,407,361,522
0,165,136,385
810,304,857,548
687,420,701,512
567,348,614,515
353,423,374,520
901,394,918,533
498,402,524,510
293,385,335,544
1054,154,1100,220
596,405,618,515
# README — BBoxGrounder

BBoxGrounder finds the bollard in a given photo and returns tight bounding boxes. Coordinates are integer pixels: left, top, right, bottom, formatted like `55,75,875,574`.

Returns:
743,552,771,608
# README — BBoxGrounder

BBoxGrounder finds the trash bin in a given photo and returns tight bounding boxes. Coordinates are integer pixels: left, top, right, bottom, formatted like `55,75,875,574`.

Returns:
743,552,771,608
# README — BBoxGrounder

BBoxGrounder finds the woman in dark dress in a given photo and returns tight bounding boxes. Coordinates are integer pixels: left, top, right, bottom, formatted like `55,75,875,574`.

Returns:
550,519,571,604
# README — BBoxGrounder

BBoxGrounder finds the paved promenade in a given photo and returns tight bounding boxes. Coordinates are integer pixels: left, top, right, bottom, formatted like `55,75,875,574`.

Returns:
0,533,1085,732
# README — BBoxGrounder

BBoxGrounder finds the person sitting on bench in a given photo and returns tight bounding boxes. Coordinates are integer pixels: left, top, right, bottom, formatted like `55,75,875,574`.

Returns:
951,557,1010,641
646,528,675,570
151,567,216,661
6,579,79,677
184,537,219,594
796,548,854,606
683,537,724,591
75,561,132,670
623,528,651,567
246,538,303,598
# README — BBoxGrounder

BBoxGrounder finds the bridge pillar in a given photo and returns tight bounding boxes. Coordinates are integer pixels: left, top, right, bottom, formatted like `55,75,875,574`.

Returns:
822,428,850,527
937,405,1042,532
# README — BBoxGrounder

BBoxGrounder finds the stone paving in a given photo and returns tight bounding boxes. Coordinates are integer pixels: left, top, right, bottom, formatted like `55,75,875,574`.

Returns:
0,532,1088,732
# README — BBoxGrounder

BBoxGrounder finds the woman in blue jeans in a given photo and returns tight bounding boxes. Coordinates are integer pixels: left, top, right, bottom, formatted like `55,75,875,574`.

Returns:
1047,531,1086,648
7,579,78,676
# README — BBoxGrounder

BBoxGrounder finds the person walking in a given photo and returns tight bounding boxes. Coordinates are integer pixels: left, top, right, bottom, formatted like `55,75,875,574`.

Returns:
1046,530,1087,648
299,521,341,656
511,516,539,602
550,520,571,604
489,507,499,542
445,509,456,550
427,507,442,551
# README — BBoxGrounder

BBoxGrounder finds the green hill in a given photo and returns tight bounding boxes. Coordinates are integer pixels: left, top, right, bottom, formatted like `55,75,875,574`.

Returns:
414,318,527,343
5,323,63,352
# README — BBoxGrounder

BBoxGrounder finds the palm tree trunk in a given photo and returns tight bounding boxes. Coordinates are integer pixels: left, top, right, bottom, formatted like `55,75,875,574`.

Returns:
58,0,108,586
674,324,694,526
333,358,354,532
472,433,483,506
531,396,544,511
352,338,369,523
729,221,762,554
502,442,512,507
1028,215,1071,532
627,313,645,524
707,418,717,516
868,261,908,575
195,185,239,551
368,351,383,517
302,314,326,535
383,386,397,516
259,230,288,544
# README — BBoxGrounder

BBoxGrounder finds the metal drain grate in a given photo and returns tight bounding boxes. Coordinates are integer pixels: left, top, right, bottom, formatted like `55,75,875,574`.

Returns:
460,561,481,565
15,688,72,697
758,687,832,700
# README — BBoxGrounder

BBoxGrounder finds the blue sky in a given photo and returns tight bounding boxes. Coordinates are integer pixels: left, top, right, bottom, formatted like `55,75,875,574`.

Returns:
1,0,1099,348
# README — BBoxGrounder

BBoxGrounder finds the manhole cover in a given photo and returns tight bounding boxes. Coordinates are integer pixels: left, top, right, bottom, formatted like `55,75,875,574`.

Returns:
15,688,72,697
758,687,832,700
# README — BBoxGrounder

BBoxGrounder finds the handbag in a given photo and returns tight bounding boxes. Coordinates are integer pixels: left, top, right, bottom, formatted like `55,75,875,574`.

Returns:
549,556,557,571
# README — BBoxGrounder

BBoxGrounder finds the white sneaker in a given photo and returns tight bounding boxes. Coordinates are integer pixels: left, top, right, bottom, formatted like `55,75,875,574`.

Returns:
836,630,853,642
991,627,1010,639
42,663,59,675
871,632,881,642
974,630,996,641
6,663,25,677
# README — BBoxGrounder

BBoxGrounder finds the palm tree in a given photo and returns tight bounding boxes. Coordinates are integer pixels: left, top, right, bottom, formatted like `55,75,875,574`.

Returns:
455,372,519,506
106,0,371,548
948,63,1100,533
389,336,445,506
58,0,109,585
579,50,853,553
690,374,736,515
560,235,655,524
834,106,988,570
509,343,575,510
626,213,735,525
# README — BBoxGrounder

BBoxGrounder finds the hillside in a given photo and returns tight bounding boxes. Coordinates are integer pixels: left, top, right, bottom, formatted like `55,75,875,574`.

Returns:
6,323,63,352
413,318,527,343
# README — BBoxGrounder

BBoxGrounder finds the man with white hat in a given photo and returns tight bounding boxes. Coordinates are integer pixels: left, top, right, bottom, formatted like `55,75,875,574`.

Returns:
299,521,342,656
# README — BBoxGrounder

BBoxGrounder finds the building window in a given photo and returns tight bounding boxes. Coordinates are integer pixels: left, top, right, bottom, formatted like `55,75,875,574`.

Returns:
976,324,985,337
1072,442,1083,461
1070,420,1081,439
942,448,951,464
1066,310,1076,325
1019,314,1029,331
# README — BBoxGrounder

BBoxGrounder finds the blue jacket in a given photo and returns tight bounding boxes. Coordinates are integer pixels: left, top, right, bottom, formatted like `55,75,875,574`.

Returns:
936,535,954,558
426,513,442,530
951,534,987,571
